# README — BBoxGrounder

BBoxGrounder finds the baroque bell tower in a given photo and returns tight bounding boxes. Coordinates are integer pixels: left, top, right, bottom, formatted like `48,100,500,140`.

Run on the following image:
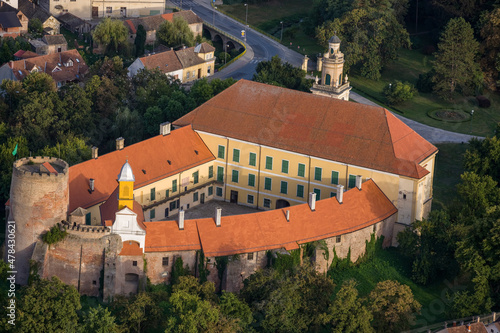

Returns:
311,35,352,101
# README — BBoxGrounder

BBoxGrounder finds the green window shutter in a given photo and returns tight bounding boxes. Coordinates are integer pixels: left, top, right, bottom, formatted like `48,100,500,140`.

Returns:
298,163,305,177
314,188,321,200
150,188,156,201
208,166,213,178
331,171,339,185
265,156,273,170
314,167,322,181
218,145,225,159
217,166,224,182
193,171,199,184
281,160,289,173
208,186,213,196
248,174,255,187
249,152,256,166
150,209,155,219
264,177,272,190
233,149,240,162
170,201,176,211
297,184,304,198
193,192,198,202
280,181,288,194
216,187,223,197
232,170,239,183
85,212,91,225
165,189,169,198
172,180,177,192
348,175,356,188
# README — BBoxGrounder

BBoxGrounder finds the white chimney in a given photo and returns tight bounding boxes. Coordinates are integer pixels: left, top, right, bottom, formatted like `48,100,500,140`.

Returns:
178,209,184,230
308,192,316,211
356,175,362,190
337,184,344,204
160,122,171,136
215,207,222,227
89,178,94,191
286,210,290,222
116,137,124,150
91,146,98,159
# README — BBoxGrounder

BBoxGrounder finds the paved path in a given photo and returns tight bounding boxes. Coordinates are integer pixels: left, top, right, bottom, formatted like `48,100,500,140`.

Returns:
349,91,483,144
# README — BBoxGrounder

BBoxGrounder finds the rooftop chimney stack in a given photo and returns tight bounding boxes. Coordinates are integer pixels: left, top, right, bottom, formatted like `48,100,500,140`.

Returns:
178,209,184,230
91,146,98,159
215,207,222,227
337,184,344,204
89,178,94,192
308,192,316,211
160,122,171,136
356,175,362,190
116,137,124,150
286,210,290,222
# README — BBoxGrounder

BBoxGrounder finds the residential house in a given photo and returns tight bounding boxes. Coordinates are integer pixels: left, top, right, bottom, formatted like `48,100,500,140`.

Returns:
30,34,67,55
128,42,215,83
18,0,60,35
0,48,87,87
125,11,203,46
0,1,28,33
57,12,91,38
13,49,37,59
0,11,22,37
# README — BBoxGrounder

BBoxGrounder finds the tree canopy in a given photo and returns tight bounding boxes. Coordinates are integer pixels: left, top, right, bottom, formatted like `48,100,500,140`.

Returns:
92,18,128,54
253,55,312,92
157,16,195,48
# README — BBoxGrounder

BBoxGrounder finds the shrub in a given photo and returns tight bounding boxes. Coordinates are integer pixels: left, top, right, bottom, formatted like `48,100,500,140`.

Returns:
42,225,67,245
217,52,231,64
417,70,435,93
476,95,491,108
384,80,417,105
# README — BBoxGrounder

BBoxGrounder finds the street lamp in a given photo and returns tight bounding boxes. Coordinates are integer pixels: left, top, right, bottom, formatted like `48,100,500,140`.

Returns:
470,109,474,133
224,43,229,64
280,21,283,42
213,6,217,26
244,4,248,26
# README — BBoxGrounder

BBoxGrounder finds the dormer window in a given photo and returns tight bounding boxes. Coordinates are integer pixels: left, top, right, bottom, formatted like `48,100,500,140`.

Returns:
52,66,61,72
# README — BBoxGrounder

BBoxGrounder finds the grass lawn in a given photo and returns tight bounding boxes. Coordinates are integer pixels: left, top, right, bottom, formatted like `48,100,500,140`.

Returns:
350,48,500,137
432,143,469,211
329,246,456,328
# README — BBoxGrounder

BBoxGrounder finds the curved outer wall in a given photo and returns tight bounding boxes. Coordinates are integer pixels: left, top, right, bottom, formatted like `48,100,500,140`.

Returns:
8,157,69,285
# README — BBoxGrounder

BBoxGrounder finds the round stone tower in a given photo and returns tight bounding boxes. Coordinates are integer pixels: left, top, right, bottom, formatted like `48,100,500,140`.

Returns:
8,157,69,285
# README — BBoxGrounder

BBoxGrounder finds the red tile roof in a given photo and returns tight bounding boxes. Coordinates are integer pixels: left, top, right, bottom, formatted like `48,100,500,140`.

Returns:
119,241,143,256
68,126,215,212
144,179,397,256
446,323,487,333
173,80,438,179
139,50,183,74
99,186,145,230
41,161,58,175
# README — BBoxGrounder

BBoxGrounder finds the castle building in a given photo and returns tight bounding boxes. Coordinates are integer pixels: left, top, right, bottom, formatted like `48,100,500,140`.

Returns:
311,35,352,100
5,80,437,296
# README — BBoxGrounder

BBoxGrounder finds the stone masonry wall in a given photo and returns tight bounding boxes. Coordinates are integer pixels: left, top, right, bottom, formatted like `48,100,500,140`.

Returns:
146,251,198,285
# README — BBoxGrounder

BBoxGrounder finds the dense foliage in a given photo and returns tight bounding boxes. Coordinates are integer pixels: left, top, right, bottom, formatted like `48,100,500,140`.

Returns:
253,55,313,91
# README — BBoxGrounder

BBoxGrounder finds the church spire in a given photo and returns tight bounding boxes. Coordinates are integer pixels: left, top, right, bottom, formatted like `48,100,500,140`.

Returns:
117,160,135,210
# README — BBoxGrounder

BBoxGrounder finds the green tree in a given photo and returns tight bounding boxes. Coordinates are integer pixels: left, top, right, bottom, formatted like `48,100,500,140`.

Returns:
383,80,416,105
157,16,195,48
0,42,13,64
456,172,500,218
92,17,128,54
17,277,81,332
39,136,92,166
22,72,57,94
135,24,147,57
464,136,500,183
28,18,43,35
219,291,253,330
480,8,500,90
369,280,421,333
432,17,482,99
253,55,313,92
81,305,119,333
320,280,374,333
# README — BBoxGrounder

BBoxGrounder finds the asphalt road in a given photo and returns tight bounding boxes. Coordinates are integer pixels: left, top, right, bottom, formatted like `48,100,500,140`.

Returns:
167,0,308,80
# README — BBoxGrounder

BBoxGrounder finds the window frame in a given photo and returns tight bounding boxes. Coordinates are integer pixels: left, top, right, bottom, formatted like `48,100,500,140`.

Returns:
264,177,272,191
331,171,339,185
231,169,239,183
281,160,289,174
217,145,225,159
314,167,322,181
298,163,305,177
249,152,257,166
265,156,273,170
296,184,304,198
233,148,240,163
248,173,256,187
280,181,288,194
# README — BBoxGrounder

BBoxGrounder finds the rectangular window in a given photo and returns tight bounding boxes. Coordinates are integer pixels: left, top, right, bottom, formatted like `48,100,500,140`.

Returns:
297,184,304,198
216,187,223,197
348,175,356,188
150,188,156,201
331,171,339,185
247,194,254,204
247,252,254,260
207,65,211,74
314,188,321,200
193,171,199,184
218,145,225,159
162,257,169,266
281,160,289,173
249,152,256,166
264,177,272,190
233,149,240,162
336,235,341,243
208,186,213,196
165,189,169,198
314,167,322,181
169,201,177,211
187,71,190,79
193,192,198,202
280,181,288,194
298,163,305,177
263,198,271,208
217,166,224,182
172,180,177,193
208,166,213,178
265,156,273,170
85,212,91,225
132,261,137,266
106,7,112,13
330,192,337,198
232,170,239,183
248,173,256,187
150,209,155,219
